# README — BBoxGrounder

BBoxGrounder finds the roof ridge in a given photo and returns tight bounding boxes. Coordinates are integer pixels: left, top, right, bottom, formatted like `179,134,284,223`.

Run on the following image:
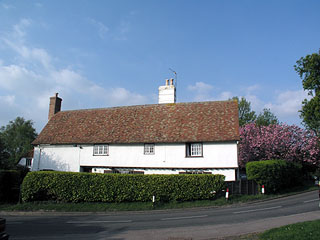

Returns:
58,100,235,113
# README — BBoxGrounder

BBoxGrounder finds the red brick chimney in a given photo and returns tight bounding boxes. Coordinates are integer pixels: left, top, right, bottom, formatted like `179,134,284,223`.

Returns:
48,93,62,120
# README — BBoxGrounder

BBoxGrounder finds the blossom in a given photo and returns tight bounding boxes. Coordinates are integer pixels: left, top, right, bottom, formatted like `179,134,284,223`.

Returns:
239,123,320,168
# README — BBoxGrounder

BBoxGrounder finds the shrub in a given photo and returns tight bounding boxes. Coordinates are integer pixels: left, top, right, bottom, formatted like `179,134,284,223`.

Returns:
21,172,226,203
246,159,303,193
0,170,21,202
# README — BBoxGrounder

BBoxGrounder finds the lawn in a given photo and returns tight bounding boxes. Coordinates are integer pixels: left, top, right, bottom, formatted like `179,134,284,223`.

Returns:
258,219,320,240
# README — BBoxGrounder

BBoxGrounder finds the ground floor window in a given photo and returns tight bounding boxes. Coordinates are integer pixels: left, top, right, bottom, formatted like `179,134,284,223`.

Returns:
26,158,32,167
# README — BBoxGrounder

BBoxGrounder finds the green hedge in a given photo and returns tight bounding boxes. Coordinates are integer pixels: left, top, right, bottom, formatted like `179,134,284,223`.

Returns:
21,172,226,203
246,159,303,193
0,170,21,202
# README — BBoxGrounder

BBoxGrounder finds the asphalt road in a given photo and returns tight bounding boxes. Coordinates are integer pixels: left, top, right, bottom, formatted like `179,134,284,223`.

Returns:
2,190,320,240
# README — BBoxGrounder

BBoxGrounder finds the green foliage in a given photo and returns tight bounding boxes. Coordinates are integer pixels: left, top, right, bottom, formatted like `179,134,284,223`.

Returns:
256,108,279,126
295,49,320,96
0,170,23,202
260,219,320,240
295,49,320,136
232,96,257,126
0,137,10,169
21,172,226,203
300,95,320,136
0,117,37,169
246,160,302,193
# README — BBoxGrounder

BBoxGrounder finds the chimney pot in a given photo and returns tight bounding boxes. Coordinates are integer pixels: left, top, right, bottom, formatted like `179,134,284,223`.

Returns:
165,79,169,86
170,78,174,86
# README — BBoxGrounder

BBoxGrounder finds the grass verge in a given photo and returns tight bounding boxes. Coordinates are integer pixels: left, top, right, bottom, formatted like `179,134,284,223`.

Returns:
0,184,317,212
258,219,320,240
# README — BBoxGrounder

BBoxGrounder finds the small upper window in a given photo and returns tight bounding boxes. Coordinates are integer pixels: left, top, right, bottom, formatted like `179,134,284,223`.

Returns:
144,143,155,155
93,144,109,156
186,143,203,157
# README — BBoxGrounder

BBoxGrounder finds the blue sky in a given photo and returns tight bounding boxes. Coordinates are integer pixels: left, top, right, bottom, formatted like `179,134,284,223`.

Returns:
0,0,319,132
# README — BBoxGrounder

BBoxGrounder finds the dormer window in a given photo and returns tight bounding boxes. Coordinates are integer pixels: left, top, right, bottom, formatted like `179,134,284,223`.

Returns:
93,144,109,156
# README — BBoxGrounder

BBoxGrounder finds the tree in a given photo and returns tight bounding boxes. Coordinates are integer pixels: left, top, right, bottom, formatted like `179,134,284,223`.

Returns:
232,97,256,126
294,49,320,136
239,123,320,168
0,137,10,169
255,108,279,126
0,117,37,169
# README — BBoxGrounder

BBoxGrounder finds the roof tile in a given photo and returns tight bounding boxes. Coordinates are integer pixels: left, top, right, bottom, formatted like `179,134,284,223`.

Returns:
33,101,239,145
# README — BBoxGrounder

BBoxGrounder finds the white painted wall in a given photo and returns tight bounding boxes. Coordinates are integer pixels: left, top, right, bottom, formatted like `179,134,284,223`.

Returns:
32,142,238,181
32,145,80,172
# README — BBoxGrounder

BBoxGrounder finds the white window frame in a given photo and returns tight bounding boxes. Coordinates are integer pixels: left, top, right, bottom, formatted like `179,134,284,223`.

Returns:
93,144,109,156
144,143,155,155
186,143,203,157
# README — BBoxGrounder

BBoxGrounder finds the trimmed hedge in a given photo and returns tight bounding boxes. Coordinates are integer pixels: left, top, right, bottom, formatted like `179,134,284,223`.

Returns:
246,159,303,193
0,170,21,202
21,171,226,203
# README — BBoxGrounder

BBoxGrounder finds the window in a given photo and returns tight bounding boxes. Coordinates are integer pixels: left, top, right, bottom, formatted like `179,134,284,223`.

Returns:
144,143,155,155
93,144,109,155
186,143,203,157
26,158,32,167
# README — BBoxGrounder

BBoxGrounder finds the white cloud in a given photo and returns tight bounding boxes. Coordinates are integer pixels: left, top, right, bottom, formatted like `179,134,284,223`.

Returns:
243,84,260,94
244,94,264,112
0,19,149,132
34,2,43,8
2,3,14,9
218,91,233,100
0,95,15,106
187,81,214,101
0,64,40,91
265,90,310,118
13,18,31,38
88,18,109,39
108,87,147,105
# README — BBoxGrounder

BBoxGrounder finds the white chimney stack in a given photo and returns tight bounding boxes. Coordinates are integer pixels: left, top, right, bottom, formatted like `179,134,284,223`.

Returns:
158,78,176,104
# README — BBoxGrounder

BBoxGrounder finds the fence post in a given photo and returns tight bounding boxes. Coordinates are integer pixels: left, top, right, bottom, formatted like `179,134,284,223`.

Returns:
226,188,229,200
262,185,265,195
318,182,320,208
152,195,155,208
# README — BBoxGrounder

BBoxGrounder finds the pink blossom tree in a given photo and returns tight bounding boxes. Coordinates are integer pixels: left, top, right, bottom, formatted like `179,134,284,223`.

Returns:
239,123,320,168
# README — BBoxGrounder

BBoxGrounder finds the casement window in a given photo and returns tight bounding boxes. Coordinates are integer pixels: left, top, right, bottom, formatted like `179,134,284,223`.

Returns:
186,143,203,157
93,144,109,156
144,143,155,155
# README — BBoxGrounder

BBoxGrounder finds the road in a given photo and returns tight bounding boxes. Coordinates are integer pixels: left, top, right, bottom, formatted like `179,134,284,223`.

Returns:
2,190,320,239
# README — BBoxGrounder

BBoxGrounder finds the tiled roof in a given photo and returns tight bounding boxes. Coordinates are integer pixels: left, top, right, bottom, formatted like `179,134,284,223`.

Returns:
33,101,239,145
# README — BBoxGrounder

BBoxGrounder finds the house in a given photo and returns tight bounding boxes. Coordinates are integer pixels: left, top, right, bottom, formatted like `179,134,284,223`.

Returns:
18,150,34,169
31,79,240,181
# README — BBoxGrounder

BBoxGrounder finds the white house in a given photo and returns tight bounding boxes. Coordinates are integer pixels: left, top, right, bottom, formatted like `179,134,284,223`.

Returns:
31,79,240,181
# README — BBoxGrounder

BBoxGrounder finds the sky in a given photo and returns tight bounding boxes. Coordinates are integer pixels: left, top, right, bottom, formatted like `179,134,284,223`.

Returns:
0,0,320,133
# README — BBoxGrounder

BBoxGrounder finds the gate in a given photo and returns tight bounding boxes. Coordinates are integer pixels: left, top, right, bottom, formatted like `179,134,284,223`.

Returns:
226,180,259,195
